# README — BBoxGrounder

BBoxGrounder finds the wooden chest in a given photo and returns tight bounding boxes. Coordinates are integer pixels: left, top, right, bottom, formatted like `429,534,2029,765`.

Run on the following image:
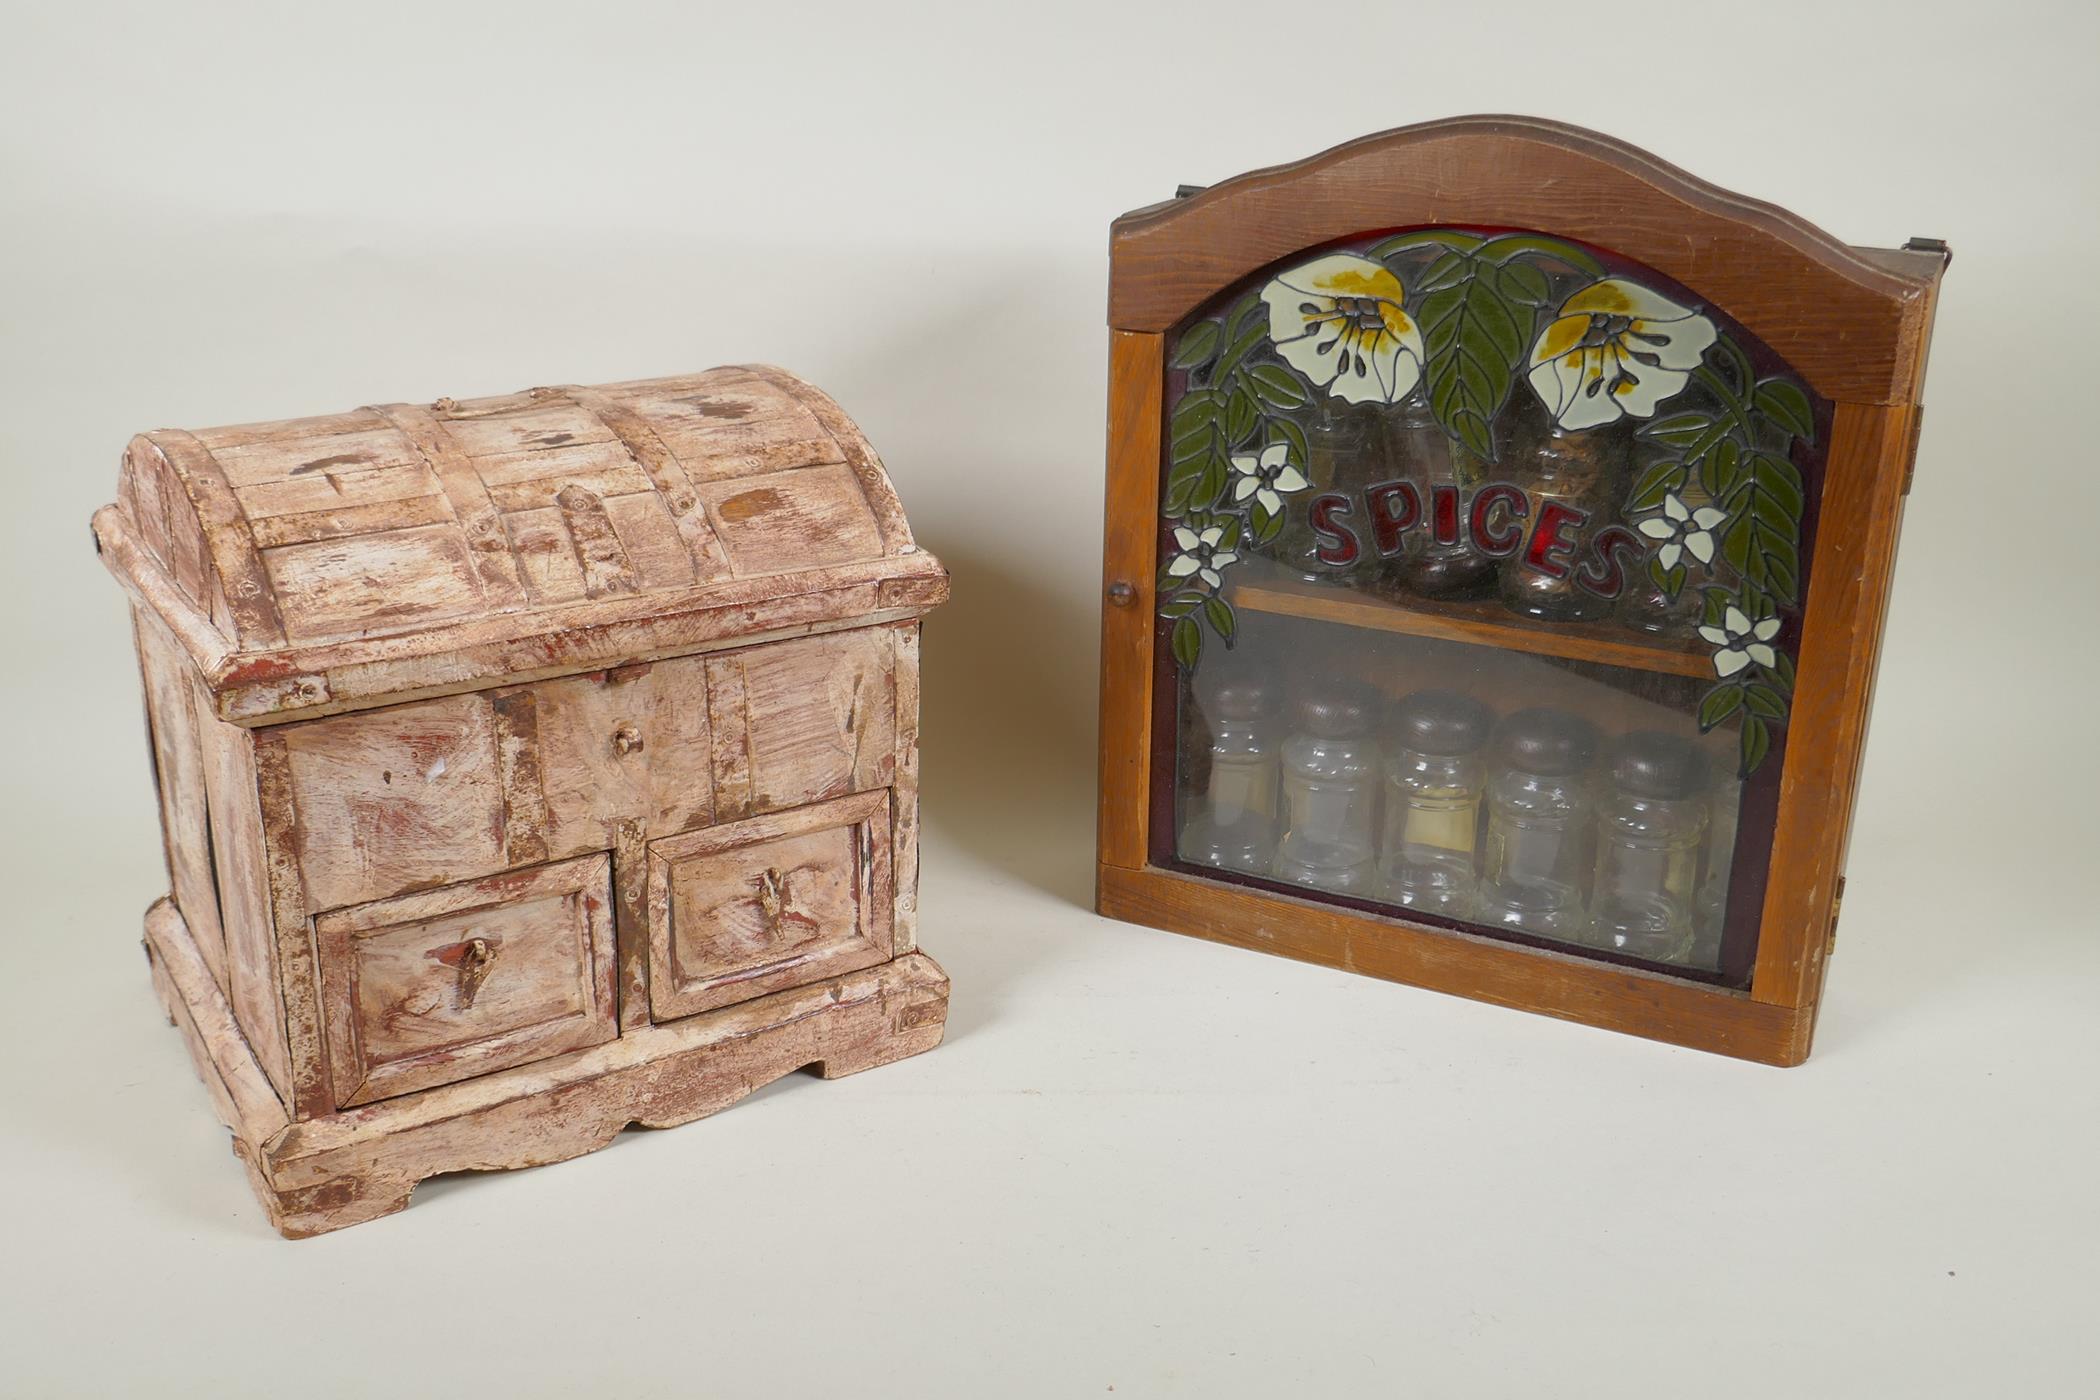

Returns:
93,367,950,1236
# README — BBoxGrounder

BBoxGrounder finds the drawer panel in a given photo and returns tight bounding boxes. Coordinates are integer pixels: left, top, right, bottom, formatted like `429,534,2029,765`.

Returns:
705,629,895,820
315,854,617,1107
647,791,892,1020
281,691,512,912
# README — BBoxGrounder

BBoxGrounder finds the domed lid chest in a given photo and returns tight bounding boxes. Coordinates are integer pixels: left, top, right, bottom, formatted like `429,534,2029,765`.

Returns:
95,366,949,1237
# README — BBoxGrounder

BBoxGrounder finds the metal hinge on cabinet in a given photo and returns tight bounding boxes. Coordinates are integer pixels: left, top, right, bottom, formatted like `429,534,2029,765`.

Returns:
1826,875,1847,956
1175,184,1208,199
1896,237,1945,498
1901,406,1925,496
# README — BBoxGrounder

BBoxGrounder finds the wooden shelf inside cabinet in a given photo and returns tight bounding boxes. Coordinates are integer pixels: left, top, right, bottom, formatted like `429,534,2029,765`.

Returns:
1230,573,1713,679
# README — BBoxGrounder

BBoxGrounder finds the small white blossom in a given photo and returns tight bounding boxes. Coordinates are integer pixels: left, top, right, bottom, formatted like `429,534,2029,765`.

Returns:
1229,443,1311,517
1636,491,1727,571
1699,603,1782,678
1166,525,1238,590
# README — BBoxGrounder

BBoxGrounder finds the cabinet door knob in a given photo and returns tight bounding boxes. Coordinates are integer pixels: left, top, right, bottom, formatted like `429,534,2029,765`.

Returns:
612,722,644,756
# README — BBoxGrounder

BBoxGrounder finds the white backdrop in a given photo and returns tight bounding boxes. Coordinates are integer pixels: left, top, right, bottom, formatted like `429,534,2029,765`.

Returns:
3,2,2095,1396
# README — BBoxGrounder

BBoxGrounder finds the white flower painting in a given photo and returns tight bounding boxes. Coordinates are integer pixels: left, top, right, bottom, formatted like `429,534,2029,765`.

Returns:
1166,525,1238,590
1260,254,1426,406
1699,603,1782,678
1526,279,1717,430
1635,491,1727,571
1229,443,1310,517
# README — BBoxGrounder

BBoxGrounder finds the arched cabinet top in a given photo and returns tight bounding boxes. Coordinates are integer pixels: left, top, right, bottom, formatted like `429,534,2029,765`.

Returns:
1109,115,1943,405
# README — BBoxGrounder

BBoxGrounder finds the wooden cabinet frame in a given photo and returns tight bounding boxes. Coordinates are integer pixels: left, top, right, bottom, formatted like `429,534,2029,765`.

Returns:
1095,116,1944,1064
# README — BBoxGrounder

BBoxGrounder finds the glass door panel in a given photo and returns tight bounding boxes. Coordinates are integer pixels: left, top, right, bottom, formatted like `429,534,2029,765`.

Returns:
1152,227,1829,987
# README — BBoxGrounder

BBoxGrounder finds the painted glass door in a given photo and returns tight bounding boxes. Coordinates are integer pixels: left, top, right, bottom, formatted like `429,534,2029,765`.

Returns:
1154,227,1828,985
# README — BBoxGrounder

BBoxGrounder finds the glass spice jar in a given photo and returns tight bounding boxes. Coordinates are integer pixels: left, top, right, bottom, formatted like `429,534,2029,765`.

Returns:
1478,707,1599,937
1587,731,1710,963
1384,406,1497,602
1177,664,1283,874
1690,749,1742,972
1614,564,1707,639
1378,689,1493,916
1498,405,1632,623
1272,679,1381,893
1263,396,1385,584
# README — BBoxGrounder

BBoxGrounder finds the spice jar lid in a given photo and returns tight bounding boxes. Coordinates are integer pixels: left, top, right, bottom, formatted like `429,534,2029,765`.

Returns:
1199,663,1280,720
1304,396,1376,443
1388,689,1492,756
1609,730,1708,799
1293,679,1379,738
1495,707,1598,775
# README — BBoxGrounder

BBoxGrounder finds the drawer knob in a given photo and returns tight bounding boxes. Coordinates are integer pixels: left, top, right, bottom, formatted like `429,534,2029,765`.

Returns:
611,722,644,756
455,936,497,1010
756,867,786,933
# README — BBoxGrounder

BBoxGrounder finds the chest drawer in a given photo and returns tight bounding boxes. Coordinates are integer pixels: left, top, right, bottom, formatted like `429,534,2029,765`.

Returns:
700,628,897,820
646,790,893,1020
315,854,617,1107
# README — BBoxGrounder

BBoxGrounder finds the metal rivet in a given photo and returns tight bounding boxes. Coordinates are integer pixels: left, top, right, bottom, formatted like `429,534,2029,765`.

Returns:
1107,581,1136,607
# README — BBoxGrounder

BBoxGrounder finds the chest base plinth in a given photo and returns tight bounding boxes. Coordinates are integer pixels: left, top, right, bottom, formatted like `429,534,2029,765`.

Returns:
142,897,948,1239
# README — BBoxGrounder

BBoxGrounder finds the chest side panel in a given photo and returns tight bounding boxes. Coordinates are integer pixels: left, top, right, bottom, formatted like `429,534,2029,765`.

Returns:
196,706,295,1101
134,608,228,990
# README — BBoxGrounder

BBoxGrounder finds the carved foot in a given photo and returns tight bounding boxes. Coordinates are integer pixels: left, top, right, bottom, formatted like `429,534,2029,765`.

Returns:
811,994,947,1078
258,1167,418,1240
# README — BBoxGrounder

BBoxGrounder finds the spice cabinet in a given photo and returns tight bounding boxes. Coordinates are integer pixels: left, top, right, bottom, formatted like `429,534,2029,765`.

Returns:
1096,117,1946,1064
95,367,948,1235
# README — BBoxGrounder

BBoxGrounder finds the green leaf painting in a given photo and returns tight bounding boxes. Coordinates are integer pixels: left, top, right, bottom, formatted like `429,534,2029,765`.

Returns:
1417,260,1526,461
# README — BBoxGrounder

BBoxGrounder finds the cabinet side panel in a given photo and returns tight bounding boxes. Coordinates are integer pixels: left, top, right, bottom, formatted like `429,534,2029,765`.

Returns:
1099,331,1164,872
198,710,295,1101
1751,402,1916,1015
134,608,227,989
